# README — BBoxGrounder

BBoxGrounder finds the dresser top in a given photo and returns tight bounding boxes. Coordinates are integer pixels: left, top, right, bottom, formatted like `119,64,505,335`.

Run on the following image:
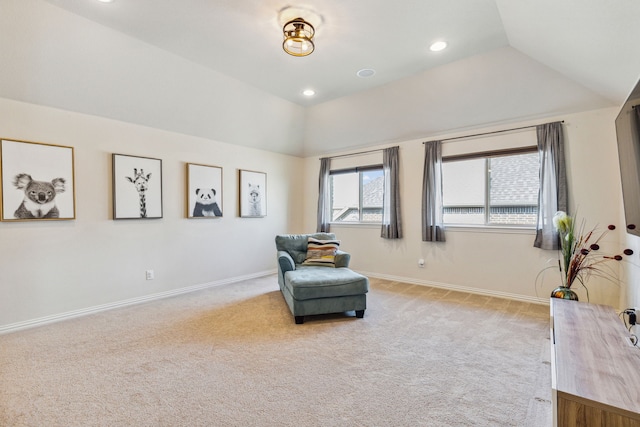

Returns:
551,299,640,418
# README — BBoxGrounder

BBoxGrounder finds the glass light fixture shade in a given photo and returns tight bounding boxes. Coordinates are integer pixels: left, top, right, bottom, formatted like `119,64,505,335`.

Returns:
430,41,447,52
282,18,315,57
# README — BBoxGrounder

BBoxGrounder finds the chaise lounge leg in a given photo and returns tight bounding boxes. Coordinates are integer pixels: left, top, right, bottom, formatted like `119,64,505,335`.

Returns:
356,310,365,318
295,316,304,324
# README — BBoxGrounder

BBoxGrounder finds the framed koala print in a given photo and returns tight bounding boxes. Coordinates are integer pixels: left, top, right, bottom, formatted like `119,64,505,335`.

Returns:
239,169,266,218
0,139,76,221
186,163,223,218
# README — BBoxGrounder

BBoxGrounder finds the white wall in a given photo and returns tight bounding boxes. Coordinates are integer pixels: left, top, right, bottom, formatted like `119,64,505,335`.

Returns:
302,47,613,156
0,98,304,330
3,100,633,332
0,0,305,157
303,107,633,308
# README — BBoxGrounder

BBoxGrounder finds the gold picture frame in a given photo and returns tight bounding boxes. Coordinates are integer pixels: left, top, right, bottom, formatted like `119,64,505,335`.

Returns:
0,138,76,221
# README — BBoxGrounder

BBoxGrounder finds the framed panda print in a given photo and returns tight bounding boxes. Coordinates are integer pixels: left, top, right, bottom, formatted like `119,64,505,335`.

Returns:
186,163,223,218
0,138,76,221
239,169,266,218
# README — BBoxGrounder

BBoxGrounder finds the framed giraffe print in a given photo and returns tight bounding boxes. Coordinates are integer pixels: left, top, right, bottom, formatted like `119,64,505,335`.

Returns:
186,163,223,218
0,138,76,221
112,154,163,220
239,169,266,218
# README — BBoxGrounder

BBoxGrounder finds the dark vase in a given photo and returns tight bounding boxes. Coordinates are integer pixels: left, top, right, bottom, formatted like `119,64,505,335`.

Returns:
550,286,579,301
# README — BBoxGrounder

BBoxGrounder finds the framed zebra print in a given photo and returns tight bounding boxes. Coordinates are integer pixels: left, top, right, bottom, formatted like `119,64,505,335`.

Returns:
112,154,163,220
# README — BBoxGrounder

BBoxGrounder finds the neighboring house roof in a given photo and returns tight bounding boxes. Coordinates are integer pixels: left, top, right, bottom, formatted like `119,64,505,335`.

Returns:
363,176,384,207
489,154,539,205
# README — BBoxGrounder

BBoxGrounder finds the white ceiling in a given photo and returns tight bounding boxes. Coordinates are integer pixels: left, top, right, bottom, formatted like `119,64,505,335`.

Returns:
42,0,514,106
6,0,640,156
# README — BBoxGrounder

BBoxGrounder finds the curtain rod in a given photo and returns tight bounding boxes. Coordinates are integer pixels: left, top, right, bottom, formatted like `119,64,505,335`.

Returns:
422,120,564,144
322,148,385,160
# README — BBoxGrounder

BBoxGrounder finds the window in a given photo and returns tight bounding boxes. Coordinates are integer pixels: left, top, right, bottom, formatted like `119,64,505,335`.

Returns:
330,166,383,223
441,150,539,226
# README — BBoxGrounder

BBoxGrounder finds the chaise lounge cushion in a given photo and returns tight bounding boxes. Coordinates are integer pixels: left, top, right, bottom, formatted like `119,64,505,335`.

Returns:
283,266,368,300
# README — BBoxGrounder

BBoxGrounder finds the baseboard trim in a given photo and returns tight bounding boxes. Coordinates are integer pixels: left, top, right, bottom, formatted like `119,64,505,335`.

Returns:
361,271,549,305
0,270,276,335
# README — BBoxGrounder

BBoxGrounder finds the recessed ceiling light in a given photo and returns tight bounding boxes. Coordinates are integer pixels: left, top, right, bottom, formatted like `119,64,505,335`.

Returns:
97,0,114,3
303,89,316,96
356,68,376,78
430,41,447,52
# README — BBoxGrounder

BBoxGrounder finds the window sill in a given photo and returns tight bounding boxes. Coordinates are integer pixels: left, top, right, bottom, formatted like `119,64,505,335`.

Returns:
444,225,536,235
329,222,381,229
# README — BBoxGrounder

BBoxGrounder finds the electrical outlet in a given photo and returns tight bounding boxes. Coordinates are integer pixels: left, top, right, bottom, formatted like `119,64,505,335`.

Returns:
145,270,154,280
418,259,425,268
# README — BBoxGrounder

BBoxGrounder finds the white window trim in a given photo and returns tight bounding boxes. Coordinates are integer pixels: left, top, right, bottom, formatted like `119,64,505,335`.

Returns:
444,224,536,234
329,222,381,229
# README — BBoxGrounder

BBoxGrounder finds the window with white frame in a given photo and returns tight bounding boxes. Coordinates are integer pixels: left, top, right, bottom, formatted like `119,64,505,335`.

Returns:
441,147,540,227
330,165,384,223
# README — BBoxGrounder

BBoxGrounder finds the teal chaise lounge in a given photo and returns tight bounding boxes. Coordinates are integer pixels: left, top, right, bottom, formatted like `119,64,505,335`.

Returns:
275,233,369,324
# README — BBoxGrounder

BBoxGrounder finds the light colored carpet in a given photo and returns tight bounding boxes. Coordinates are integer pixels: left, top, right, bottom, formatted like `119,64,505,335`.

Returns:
0,276,551,426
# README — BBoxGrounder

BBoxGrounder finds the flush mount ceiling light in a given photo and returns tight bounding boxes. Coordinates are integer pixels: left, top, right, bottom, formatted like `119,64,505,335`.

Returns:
283,17,315,57
302,89,316,96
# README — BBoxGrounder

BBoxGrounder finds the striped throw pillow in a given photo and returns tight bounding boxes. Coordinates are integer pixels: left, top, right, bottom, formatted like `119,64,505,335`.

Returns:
302,237,340,267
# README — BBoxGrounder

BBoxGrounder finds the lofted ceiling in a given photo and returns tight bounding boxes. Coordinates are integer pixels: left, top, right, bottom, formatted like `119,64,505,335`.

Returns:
5,0,640,156
41,0,512,107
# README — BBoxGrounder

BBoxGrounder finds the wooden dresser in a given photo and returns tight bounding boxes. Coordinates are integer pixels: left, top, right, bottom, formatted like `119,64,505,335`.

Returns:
550,298,640,426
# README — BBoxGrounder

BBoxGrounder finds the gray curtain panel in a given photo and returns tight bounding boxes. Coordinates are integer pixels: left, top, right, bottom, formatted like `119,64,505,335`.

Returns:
422,141,445,242
381,146,402,239
534,121,567,249
316,157,331,232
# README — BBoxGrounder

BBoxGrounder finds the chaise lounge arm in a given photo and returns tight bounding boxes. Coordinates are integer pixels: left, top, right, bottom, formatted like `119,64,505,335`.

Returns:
334,250,350,268
277,250,295,273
